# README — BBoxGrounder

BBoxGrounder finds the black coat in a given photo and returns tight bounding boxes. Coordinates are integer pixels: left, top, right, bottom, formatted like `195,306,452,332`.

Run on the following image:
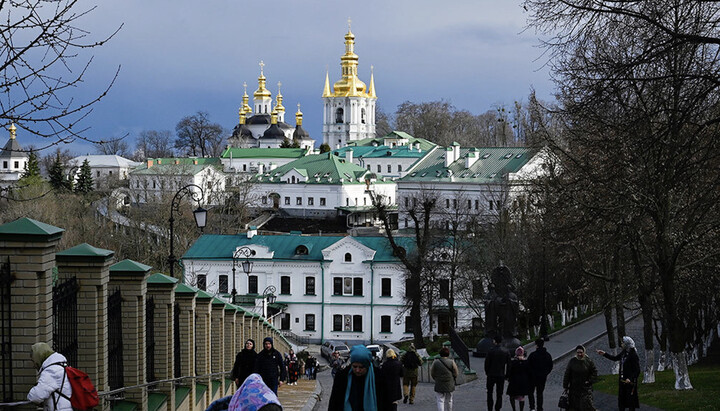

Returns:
527,347,553,383
485,345,510,378
328,365,391,411
254,348,286,388
506,358,532,396
230,349,257,386
381,358,404,402
603,348,640,409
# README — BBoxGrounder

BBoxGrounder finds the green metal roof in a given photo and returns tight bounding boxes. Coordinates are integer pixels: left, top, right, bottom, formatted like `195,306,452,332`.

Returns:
175,283,198,294
130,157,221,176
253,153,393,185
348,132,437,151
196,289,213,300
211,296,225,305
147,273,179,284
220,147,309,159
57,243,114,257
334,145,429,160
110,259,152,274
181,234,416,263
399,146,535,183
0,217,64,239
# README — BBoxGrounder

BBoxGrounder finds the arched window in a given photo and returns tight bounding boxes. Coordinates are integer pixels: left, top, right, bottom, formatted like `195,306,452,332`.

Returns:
335,108,344,123
361,108,366,124
291,176,296,184
344,253,352,262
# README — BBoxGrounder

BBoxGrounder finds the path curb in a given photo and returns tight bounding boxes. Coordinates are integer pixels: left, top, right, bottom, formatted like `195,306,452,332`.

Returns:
302,379,322,411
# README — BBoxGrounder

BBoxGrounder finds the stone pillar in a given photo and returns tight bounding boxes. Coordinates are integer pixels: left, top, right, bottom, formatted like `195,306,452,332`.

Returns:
209,298,225,402
194,290,212,410
146,273,179,411
243,312,254,344
174,283,197,409
223,305,237,395
109,259,151,410
0,217,63,401
55,243,114,394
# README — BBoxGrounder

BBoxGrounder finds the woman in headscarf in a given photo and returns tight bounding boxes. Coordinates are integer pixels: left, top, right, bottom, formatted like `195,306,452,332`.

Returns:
381,349,404,410
231,339,257,388
27,342,72,410
328,345,390,411
596,336,640,411
563,345,598,411
506,346,531,411
228,373,282,411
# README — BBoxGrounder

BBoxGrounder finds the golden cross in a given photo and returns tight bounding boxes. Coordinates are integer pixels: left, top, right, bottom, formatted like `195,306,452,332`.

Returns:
259,60,265,74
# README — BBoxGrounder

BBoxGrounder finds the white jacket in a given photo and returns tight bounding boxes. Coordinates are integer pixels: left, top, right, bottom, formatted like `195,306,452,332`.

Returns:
27,352,72,411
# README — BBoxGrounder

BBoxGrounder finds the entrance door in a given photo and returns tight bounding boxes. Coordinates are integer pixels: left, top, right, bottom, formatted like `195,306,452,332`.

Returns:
438,314,450,335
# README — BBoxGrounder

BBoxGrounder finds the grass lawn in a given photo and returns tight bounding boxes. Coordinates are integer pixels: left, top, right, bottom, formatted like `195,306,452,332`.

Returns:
594,344,720,411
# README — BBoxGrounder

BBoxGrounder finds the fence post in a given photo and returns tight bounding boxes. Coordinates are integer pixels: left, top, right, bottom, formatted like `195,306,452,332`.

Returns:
55,243,114,394
174,284,197,410
194,290,212,410
209,298,225,403
146,273,179,411
109,259,151,410
0,218,63,402
223,305,237,396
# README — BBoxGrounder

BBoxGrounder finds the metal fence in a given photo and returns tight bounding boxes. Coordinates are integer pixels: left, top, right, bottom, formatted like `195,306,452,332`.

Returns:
108,289,124,390
0,259,13,402
53,277,78,366
146,297,155,382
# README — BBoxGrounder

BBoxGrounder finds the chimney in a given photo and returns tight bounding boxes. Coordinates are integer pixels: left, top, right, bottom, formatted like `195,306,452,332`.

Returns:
246,227,257,239
146,159,154,168
174,159,180,165
452,142,460,163
346,149,353,164
414,142,421,152
156,159,162,165
269,162,277,171
445,147,455,167
465,150,478,168
193,159,198,165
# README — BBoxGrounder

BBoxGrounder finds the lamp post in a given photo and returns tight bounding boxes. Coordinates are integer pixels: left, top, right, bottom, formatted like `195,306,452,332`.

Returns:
540,243,549,341
261,285,277,321
231,246,255,304
168,184,207,279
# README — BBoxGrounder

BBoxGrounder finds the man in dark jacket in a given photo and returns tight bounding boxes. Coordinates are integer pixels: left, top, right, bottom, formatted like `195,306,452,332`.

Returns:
528,338,553,411
254,337,286,394
484,335,510,411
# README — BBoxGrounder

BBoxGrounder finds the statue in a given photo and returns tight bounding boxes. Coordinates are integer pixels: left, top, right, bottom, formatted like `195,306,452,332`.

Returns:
474,264,521,357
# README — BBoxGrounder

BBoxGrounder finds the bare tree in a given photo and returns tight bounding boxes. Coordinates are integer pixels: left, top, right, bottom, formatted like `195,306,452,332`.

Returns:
0,1,120,148
175,111,224,157
95,138,130,157
134,130,174,160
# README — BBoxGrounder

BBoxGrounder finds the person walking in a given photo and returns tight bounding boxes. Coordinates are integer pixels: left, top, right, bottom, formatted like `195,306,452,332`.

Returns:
485,335,510,411
381,349,404,410
527,338,553,411
328,345,391,410
563,345,598,411
27,342,72,410
506,346,531,411
596,336,640,411
230,339,258,388
330,351,345,379
401,343,423,404
254,337,286,394
430,347,459,411
286,349,299,386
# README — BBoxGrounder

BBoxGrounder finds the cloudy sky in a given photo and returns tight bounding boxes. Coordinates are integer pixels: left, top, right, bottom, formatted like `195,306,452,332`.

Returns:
11,0,556,155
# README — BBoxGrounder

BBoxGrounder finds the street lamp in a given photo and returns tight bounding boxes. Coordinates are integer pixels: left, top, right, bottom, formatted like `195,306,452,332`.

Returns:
168,184,207,279
231,246,255,304
261,285,277,321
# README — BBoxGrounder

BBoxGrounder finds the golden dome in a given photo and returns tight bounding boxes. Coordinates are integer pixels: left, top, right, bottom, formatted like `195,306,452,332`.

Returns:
329,22,368,97
242,82,252,114
254,60,272,99
9,123,16,140
295,103,303,126
275,82,285,113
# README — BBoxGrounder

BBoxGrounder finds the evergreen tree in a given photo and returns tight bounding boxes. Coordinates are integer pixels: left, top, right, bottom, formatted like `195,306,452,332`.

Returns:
18,151,43,186
48,152,72,191
74,159,94,194
319,143,331,153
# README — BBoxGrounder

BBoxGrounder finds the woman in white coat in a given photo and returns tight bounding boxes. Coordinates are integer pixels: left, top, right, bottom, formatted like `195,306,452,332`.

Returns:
27,342,72,411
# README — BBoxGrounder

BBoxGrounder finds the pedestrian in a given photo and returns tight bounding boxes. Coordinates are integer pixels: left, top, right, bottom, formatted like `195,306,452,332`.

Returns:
230,339,257,388
328,345,390,410
401,343,423,404
484,335,510,411
286,349,299,386
381,349,404,410
305,355,316,380
563,345,598,411
330,351,345,379
596,336,640,411
527,338,553,411
506,346,531,411
228,373,283,411
430,347,459,411
27,342,72,410
254,337,287,394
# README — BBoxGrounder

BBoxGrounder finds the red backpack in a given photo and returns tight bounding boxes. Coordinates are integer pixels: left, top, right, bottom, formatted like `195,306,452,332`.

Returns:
50,362,100,410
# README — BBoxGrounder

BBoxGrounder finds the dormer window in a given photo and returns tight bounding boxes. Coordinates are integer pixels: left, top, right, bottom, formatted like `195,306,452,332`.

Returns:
344,253,352,262
295,245,309,255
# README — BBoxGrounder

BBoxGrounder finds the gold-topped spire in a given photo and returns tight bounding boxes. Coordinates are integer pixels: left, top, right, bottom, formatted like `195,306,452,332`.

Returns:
242,82,252,114
275,81,285,113
9,123,16,140
322,69,332,97
330,22,368,97
239,111,246,125
270,111,278,125
368,65,377,99
295,103,303,126
254,60,271,99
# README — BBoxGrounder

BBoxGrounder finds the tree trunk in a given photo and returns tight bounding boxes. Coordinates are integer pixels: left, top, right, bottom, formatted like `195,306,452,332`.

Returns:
614,288,626,345
644,349,656,383
639,293,656,383
603,304,616,349
670,352,693,390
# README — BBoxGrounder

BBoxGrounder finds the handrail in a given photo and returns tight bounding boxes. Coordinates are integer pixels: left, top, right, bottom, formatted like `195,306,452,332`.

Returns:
100,371,230,398
0,400,33,409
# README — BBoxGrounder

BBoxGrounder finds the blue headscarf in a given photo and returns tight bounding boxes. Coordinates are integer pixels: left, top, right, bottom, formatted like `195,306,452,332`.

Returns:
344,345,377,411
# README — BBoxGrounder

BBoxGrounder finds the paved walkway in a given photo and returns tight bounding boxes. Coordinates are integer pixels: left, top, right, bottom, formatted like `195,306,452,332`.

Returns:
305,309,664,410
